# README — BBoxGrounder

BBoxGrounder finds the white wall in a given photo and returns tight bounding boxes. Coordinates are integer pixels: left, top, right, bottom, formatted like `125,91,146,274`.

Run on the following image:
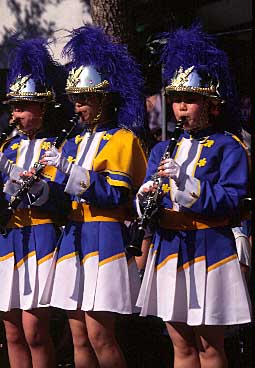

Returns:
0,0,92,67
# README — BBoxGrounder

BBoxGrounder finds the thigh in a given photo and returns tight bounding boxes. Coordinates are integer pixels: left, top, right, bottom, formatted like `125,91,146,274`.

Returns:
3,310,25,341
194,325,225,352
166,322,197,349
85,311,116,341
67,310,90,343
22,308,51,341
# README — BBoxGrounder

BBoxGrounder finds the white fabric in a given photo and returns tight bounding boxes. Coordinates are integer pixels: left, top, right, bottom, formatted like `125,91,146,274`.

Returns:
0,253,53,311
232,227,251,268
174,175,201,208
44,146,72,174
170,137,201,209
49,253,140,314
0,151,24,180
65,165,90,196
4,178,21,196
137,247,252,325
163,158,181,182
3,138,50,195
76,131,105,169
4,177,49,206
64,131,105,199
0,254,15,311
16,138,46,170
136,180,154,217
28,180,50,206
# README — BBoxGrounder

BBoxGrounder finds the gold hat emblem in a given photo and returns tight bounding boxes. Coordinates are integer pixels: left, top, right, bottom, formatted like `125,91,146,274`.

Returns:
10,74,31,93
66,66,84,88
171,66,195,88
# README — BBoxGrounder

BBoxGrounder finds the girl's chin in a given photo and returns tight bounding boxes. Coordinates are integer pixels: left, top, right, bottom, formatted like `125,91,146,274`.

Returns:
80,114,90,122
183,123,192,130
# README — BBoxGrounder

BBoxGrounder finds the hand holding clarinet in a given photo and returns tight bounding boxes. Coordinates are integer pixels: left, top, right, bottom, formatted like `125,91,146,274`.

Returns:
0,113,80,235
126,118,185,256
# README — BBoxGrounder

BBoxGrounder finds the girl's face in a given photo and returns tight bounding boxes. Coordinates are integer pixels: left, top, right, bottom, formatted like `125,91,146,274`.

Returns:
171,93,209,131
11,102,44,133
71,93,103,124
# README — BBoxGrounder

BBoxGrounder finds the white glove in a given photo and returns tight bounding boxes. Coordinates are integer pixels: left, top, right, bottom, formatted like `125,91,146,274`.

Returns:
28,179,49,195
232,227,251,268
136,180,154,217
137,180,154,197
162,159,181,182
27,180,50,206
4,175,49,206
43,146,72,175
0,151,23,179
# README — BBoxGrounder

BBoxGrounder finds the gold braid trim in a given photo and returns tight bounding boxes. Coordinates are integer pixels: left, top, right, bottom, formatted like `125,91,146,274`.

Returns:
66,80,110,94
165,85,216,96
7,91,52,98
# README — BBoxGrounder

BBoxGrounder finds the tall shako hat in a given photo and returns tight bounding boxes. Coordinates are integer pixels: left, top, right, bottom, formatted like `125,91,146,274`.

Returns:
6,38,65,104
63,25,145,129
162,23,235,102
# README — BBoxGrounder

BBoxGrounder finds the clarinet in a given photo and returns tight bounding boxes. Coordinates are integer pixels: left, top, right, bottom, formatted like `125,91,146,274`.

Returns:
0,113,80,236
126,118,184,257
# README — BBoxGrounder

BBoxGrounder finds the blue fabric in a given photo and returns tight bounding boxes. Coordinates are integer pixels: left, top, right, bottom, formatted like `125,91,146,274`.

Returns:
154,227,236,269
145,129,248,217
60,124,145,206
0,223,57,264
56,221,128,262
144,128,248,270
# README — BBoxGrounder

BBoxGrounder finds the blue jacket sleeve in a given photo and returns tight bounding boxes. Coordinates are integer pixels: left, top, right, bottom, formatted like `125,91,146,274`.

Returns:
176,141,249,217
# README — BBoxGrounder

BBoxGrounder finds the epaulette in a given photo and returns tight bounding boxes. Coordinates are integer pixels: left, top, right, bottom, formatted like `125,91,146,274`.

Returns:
118,124,149,158
0,136,14,152
224,131,247,150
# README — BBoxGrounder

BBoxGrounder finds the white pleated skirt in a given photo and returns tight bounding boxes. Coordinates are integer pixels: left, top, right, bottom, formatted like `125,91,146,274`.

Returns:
136,227,252,325
0,224,57,311
42,221,141,314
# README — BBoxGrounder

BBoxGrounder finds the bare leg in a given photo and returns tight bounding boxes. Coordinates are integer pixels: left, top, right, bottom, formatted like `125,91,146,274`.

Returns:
3,310,32,368
194,325,228,368
67,310,99,368
22,308,55,368
166,322,200,368
135,238,151,272
86,311,127,368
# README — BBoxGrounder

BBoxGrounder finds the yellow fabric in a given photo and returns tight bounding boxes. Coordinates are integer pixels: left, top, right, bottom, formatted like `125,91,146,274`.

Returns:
6,208,54,228
207,254,238,272
159,208,230,231
40,165,58,181
92,129,147,189
0,137,13,152
69,201,133,223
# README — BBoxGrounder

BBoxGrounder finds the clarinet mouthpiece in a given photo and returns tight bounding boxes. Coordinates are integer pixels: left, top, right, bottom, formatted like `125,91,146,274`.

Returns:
178,117,187,126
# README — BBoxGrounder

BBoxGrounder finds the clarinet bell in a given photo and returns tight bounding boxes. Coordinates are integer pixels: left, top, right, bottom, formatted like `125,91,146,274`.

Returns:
126,221,144,257
126,244,143,257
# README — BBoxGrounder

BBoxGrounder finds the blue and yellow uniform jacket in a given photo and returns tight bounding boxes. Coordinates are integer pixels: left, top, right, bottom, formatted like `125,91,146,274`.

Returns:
59,122,147,223
144,127,249,271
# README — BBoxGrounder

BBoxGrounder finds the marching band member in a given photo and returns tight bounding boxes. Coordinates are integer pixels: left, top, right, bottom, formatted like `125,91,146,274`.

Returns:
136,24,251,368
42,25,147,367
0,38,71,368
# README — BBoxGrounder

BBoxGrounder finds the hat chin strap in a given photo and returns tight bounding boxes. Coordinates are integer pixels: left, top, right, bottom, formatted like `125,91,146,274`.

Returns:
17,125,42,139
86,94,106,133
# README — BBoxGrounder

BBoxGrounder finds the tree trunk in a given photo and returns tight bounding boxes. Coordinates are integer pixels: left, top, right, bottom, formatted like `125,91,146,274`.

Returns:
91,0,137,55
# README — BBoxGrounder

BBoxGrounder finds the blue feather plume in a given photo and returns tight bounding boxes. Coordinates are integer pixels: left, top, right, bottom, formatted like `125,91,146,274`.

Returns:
62,25,145,130
161,23,241,135
8,37,67,100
